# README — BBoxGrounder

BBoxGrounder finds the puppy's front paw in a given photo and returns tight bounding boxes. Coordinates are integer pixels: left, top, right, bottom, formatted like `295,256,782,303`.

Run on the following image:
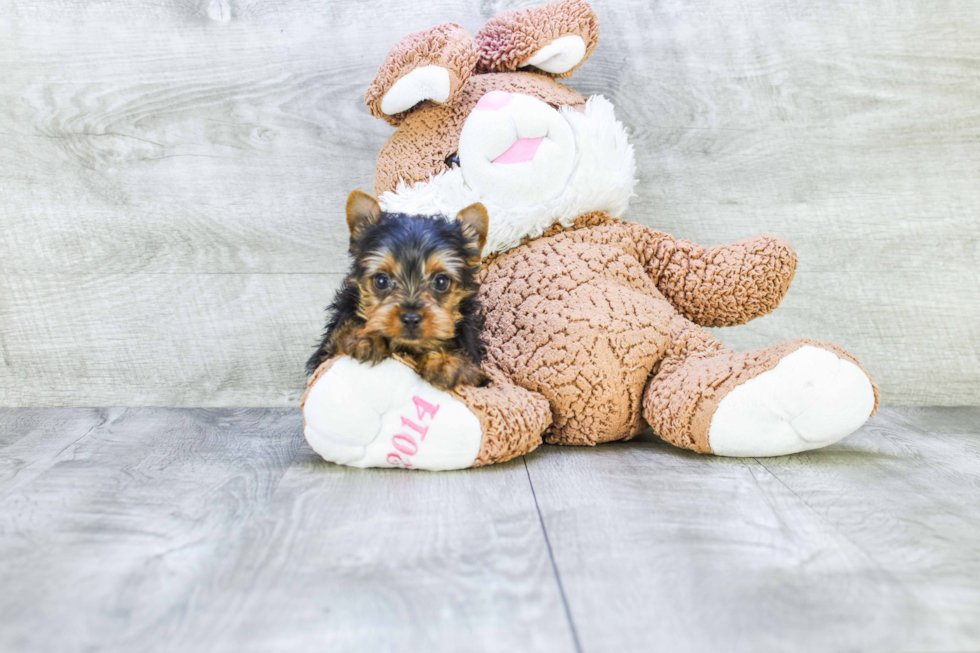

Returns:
340,332,389,365
420,352,486,390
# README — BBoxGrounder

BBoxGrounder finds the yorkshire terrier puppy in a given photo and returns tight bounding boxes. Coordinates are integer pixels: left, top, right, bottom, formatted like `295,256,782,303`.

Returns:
306,190,489,390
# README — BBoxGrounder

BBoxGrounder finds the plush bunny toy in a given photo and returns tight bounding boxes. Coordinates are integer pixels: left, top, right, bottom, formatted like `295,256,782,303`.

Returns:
301,0,878,470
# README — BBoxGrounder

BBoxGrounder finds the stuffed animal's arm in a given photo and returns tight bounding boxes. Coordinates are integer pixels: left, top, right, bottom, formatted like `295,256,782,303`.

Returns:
625,223,798,327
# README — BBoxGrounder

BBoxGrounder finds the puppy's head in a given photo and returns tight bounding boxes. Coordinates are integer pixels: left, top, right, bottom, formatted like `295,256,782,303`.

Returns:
345,191,488,348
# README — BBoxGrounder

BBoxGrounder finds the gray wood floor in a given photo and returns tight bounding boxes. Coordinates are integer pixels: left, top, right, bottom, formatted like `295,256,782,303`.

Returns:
1,407,978,652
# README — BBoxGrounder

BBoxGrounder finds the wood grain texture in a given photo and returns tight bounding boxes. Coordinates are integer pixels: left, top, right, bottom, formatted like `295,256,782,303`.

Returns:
1,407,977,650
523,406,980,652
0,407,575,653
0,408,303,652
1,0,977,405
181,450,576,653
1,273,343,406
0,408,107,495
752,407,980,648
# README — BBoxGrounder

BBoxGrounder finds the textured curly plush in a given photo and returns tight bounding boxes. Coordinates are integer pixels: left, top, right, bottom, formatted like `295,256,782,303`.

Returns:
476,213,845,448
364,23,480,127
626,222,799,328
452,381,553,466
302,0,879,470
475,0,600,77
373,73,585,197
643,335,879,453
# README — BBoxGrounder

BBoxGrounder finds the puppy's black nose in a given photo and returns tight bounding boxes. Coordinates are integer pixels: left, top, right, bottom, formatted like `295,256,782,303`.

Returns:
400,312,422,328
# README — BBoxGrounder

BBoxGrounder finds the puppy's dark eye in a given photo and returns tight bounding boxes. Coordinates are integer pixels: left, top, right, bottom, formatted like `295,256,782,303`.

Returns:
373,274,390,291
432,274,451,292
444,153,460,168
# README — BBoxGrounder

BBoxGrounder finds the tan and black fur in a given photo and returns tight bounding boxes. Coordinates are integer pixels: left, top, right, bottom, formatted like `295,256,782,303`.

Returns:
307,191,489,390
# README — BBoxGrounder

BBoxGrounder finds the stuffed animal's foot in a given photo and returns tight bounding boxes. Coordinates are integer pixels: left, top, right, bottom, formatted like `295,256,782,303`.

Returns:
707,345,876,457
644,339,878,456
301,357,551,470
302,357,483,470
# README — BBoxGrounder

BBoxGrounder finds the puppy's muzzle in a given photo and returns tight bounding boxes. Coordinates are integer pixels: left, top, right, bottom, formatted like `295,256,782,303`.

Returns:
397,308,426,339
400,312,422,330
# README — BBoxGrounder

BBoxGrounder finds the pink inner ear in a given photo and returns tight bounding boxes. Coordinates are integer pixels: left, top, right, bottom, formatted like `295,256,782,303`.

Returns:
476,90,512,110
492,137,543,164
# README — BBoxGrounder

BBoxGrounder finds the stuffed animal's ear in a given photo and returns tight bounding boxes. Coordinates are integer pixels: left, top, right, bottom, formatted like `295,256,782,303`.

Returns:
365,23,480,127
476,0,599,78
456,203,489,256
346,190,381,239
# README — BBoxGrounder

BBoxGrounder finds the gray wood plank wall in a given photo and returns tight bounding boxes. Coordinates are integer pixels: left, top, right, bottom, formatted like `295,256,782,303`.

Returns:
1,0,977,407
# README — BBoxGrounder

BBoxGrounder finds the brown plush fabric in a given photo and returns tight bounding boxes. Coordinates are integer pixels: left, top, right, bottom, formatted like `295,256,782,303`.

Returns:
643,335,881,453
365,23,480,127
625,224,799,327
477,218,822,446
452,382,553,466
534,209,616,239
475,0,600,78
305,213,878,457
354,0,879,463
482,210,617,268
374,73,585,196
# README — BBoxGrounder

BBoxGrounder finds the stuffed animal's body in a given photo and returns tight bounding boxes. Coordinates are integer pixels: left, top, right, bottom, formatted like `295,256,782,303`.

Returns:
301,0,878,470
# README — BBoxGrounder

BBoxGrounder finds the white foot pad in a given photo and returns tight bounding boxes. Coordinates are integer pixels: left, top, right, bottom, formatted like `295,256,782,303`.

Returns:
708,346,875,457
303,357,483,470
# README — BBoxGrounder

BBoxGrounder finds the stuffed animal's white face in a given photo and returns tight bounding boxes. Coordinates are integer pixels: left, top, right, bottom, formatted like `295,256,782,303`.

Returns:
380,93,637,256
458,91,576,208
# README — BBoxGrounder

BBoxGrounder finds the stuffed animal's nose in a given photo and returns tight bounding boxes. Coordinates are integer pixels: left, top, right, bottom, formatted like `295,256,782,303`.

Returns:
475,90,512,111
400,312,422,328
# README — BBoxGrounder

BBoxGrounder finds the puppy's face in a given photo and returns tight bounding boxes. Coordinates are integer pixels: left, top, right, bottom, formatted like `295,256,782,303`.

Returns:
345,191,488,349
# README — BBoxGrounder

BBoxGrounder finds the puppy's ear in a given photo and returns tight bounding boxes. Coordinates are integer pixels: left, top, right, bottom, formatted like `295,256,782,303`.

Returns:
456,203,489,257
346,190,381,239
